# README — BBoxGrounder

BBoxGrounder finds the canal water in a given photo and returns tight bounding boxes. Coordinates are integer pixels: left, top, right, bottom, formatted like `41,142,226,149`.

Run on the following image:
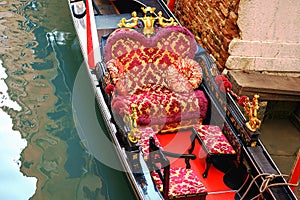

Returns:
0,0,137,199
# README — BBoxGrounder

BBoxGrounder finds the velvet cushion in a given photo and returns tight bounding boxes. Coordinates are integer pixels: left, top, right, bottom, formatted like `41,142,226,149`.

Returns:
110,84,208,133
166,58,203,93
125,84,208,132
194,125,236,155
151,167,207,197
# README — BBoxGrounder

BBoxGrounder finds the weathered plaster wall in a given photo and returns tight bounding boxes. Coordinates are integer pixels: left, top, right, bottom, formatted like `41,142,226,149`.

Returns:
226,0,300,75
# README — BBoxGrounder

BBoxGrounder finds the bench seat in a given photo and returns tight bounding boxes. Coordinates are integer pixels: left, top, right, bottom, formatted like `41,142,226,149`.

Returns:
124,84,207,132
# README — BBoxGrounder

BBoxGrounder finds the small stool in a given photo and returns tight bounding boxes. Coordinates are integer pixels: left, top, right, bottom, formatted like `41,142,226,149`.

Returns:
189,125,236,178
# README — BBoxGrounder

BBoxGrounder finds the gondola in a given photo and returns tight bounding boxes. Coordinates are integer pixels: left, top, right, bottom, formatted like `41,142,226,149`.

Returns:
68,0,298,199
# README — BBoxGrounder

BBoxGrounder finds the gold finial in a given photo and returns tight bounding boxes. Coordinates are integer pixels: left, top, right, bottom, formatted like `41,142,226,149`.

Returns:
243,94,261,132
141,6,156,14
118,7,178,37
124,104,140,143
118,11,139,28
104,72,111,85
157,11,177,27
140,7,156,37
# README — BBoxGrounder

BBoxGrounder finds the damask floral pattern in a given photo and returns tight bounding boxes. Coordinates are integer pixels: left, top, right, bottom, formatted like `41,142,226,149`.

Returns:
106,48,179,95
104,26,197,62
125,84,208,132
194,125,236,155
105,25,208,132
138,127,161,160
151,167,207,197
166,58,203,93
109,54,203,95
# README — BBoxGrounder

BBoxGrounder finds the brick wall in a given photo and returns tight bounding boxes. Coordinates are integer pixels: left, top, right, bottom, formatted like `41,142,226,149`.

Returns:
174,0,240,71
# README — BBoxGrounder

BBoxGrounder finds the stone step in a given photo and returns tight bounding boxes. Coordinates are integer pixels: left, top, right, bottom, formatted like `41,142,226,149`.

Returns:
227,70,300,101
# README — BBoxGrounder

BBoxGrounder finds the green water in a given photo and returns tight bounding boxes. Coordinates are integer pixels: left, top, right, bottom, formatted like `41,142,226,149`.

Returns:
0,0,137,199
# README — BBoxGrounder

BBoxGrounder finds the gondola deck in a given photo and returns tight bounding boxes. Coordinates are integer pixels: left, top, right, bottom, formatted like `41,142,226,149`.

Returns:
156,130,236,199
68,0,298,199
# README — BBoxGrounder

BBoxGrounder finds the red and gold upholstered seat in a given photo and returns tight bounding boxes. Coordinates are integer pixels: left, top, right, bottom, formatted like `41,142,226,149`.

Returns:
138,127,162,160
148,134,207,200
138,128,207,199
104,26,208,132
190,125,237,178
151,167,207,199
194,125,236,155
126,84,207,132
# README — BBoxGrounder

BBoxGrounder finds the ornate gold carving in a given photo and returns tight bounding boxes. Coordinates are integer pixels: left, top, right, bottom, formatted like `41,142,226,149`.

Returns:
251,141,257,147
157,11,177,27
118,11,139,28
104,72,111,85
243,94,261,132
124,104,141,143
118,7,178,37
140,7,156,37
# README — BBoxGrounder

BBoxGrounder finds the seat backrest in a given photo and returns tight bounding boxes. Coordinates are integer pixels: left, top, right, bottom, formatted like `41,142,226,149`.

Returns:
104,26,197,62
104,26,203,95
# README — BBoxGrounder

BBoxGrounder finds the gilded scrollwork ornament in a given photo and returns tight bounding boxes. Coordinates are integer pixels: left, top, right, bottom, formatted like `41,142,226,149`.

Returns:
118,7,178,37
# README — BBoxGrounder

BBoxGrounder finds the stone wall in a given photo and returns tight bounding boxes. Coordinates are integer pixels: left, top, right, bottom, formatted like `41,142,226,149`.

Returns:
174,0,240,71
226,0,300,76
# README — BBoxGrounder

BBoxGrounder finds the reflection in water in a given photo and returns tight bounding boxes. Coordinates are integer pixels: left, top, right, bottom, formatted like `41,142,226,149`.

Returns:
0,0,136,199
0,60,37,200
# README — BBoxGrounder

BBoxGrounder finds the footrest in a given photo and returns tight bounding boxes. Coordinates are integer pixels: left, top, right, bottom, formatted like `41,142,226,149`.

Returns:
194,125,236,155
190,125,237,178
151,167,207,198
